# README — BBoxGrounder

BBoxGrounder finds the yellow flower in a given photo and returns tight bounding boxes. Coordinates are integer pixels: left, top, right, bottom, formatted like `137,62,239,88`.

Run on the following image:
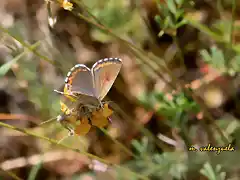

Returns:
61,0,73,11
74,117,91,135
91,103,113,128
102,103,113,118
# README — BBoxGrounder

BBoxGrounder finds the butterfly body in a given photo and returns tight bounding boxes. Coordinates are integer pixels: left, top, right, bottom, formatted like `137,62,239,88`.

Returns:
55,57,122,135
58,98,114,135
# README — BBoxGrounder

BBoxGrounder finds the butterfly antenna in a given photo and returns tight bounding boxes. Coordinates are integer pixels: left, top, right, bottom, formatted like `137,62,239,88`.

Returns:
54,89,65,95
39,117,57,126
107,101,117,107
54,89,78,98
96,98,104,108
104,100,115,104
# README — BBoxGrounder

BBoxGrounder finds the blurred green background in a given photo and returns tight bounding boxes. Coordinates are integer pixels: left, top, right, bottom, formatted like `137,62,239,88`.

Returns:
1,0,240,179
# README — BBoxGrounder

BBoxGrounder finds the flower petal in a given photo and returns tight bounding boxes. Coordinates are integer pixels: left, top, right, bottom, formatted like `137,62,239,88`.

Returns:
74,117,91,135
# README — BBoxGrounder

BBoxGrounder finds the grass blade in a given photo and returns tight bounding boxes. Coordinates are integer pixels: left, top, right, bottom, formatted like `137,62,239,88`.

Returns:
0,41,40,76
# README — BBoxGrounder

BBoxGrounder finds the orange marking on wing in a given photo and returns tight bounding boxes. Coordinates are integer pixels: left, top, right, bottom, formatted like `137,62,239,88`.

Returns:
102,72,111,87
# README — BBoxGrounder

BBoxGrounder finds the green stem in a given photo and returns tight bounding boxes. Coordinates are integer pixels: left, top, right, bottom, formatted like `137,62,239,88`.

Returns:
0,26,54,65
0,169,23,180
230,0,236,45
172,35,186,71
0,122,149,180
0,122,108,163
185,17,240,54
217,0,224,16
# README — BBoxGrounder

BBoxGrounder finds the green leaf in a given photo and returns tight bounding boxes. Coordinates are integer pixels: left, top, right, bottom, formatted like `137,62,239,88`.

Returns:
219,172,226,180
154,92,165,101
158,30,165,37
233,44,240,52
175,0,183,6
172,109,184,126
0,50,25,76
175,19,187,28
138,93,153,110
175,95,187,106
131,140,144,153
232,55,240,69
156,0,165,12
27,161,42,180
216,164,222,172
211,46,225,68
163,16,170,29
200,162,217,180
166,0,177,14
200,49,212,62
154,15,162,25
175,9,185,20
158,107,178,119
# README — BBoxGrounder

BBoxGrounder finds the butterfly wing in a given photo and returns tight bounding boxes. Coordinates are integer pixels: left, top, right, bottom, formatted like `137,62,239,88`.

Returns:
60,95,76,113
65,64,95,97
64,64,100,105
91,58,122,101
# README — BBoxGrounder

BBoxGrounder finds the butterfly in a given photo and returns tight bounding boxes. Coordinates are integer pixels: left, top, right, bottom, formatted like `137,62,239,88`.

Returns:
54,58,122,135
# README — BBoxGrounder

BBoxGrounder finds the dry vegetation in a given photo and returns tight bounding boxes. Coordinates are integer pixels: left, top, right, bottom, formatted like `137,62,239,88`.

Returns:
0,0,240,180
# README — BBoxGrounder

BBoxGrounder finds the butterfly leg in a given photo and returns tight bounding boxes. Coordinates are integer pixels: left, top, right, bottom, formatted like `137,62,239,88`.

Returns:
87,117,92,126
97,98,104,108
82,107,93,125
62,123,74,135
107,117,112,123
76,105,91,125
57,129,74,144
58,116,75,135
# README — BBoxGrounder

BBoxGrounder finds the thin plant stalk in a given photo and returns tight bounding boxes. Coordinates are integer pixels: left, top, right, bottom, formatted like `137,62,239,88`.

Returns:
229,0,236,45
0,121,149,180
0,26,54,65
0,169,23,180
